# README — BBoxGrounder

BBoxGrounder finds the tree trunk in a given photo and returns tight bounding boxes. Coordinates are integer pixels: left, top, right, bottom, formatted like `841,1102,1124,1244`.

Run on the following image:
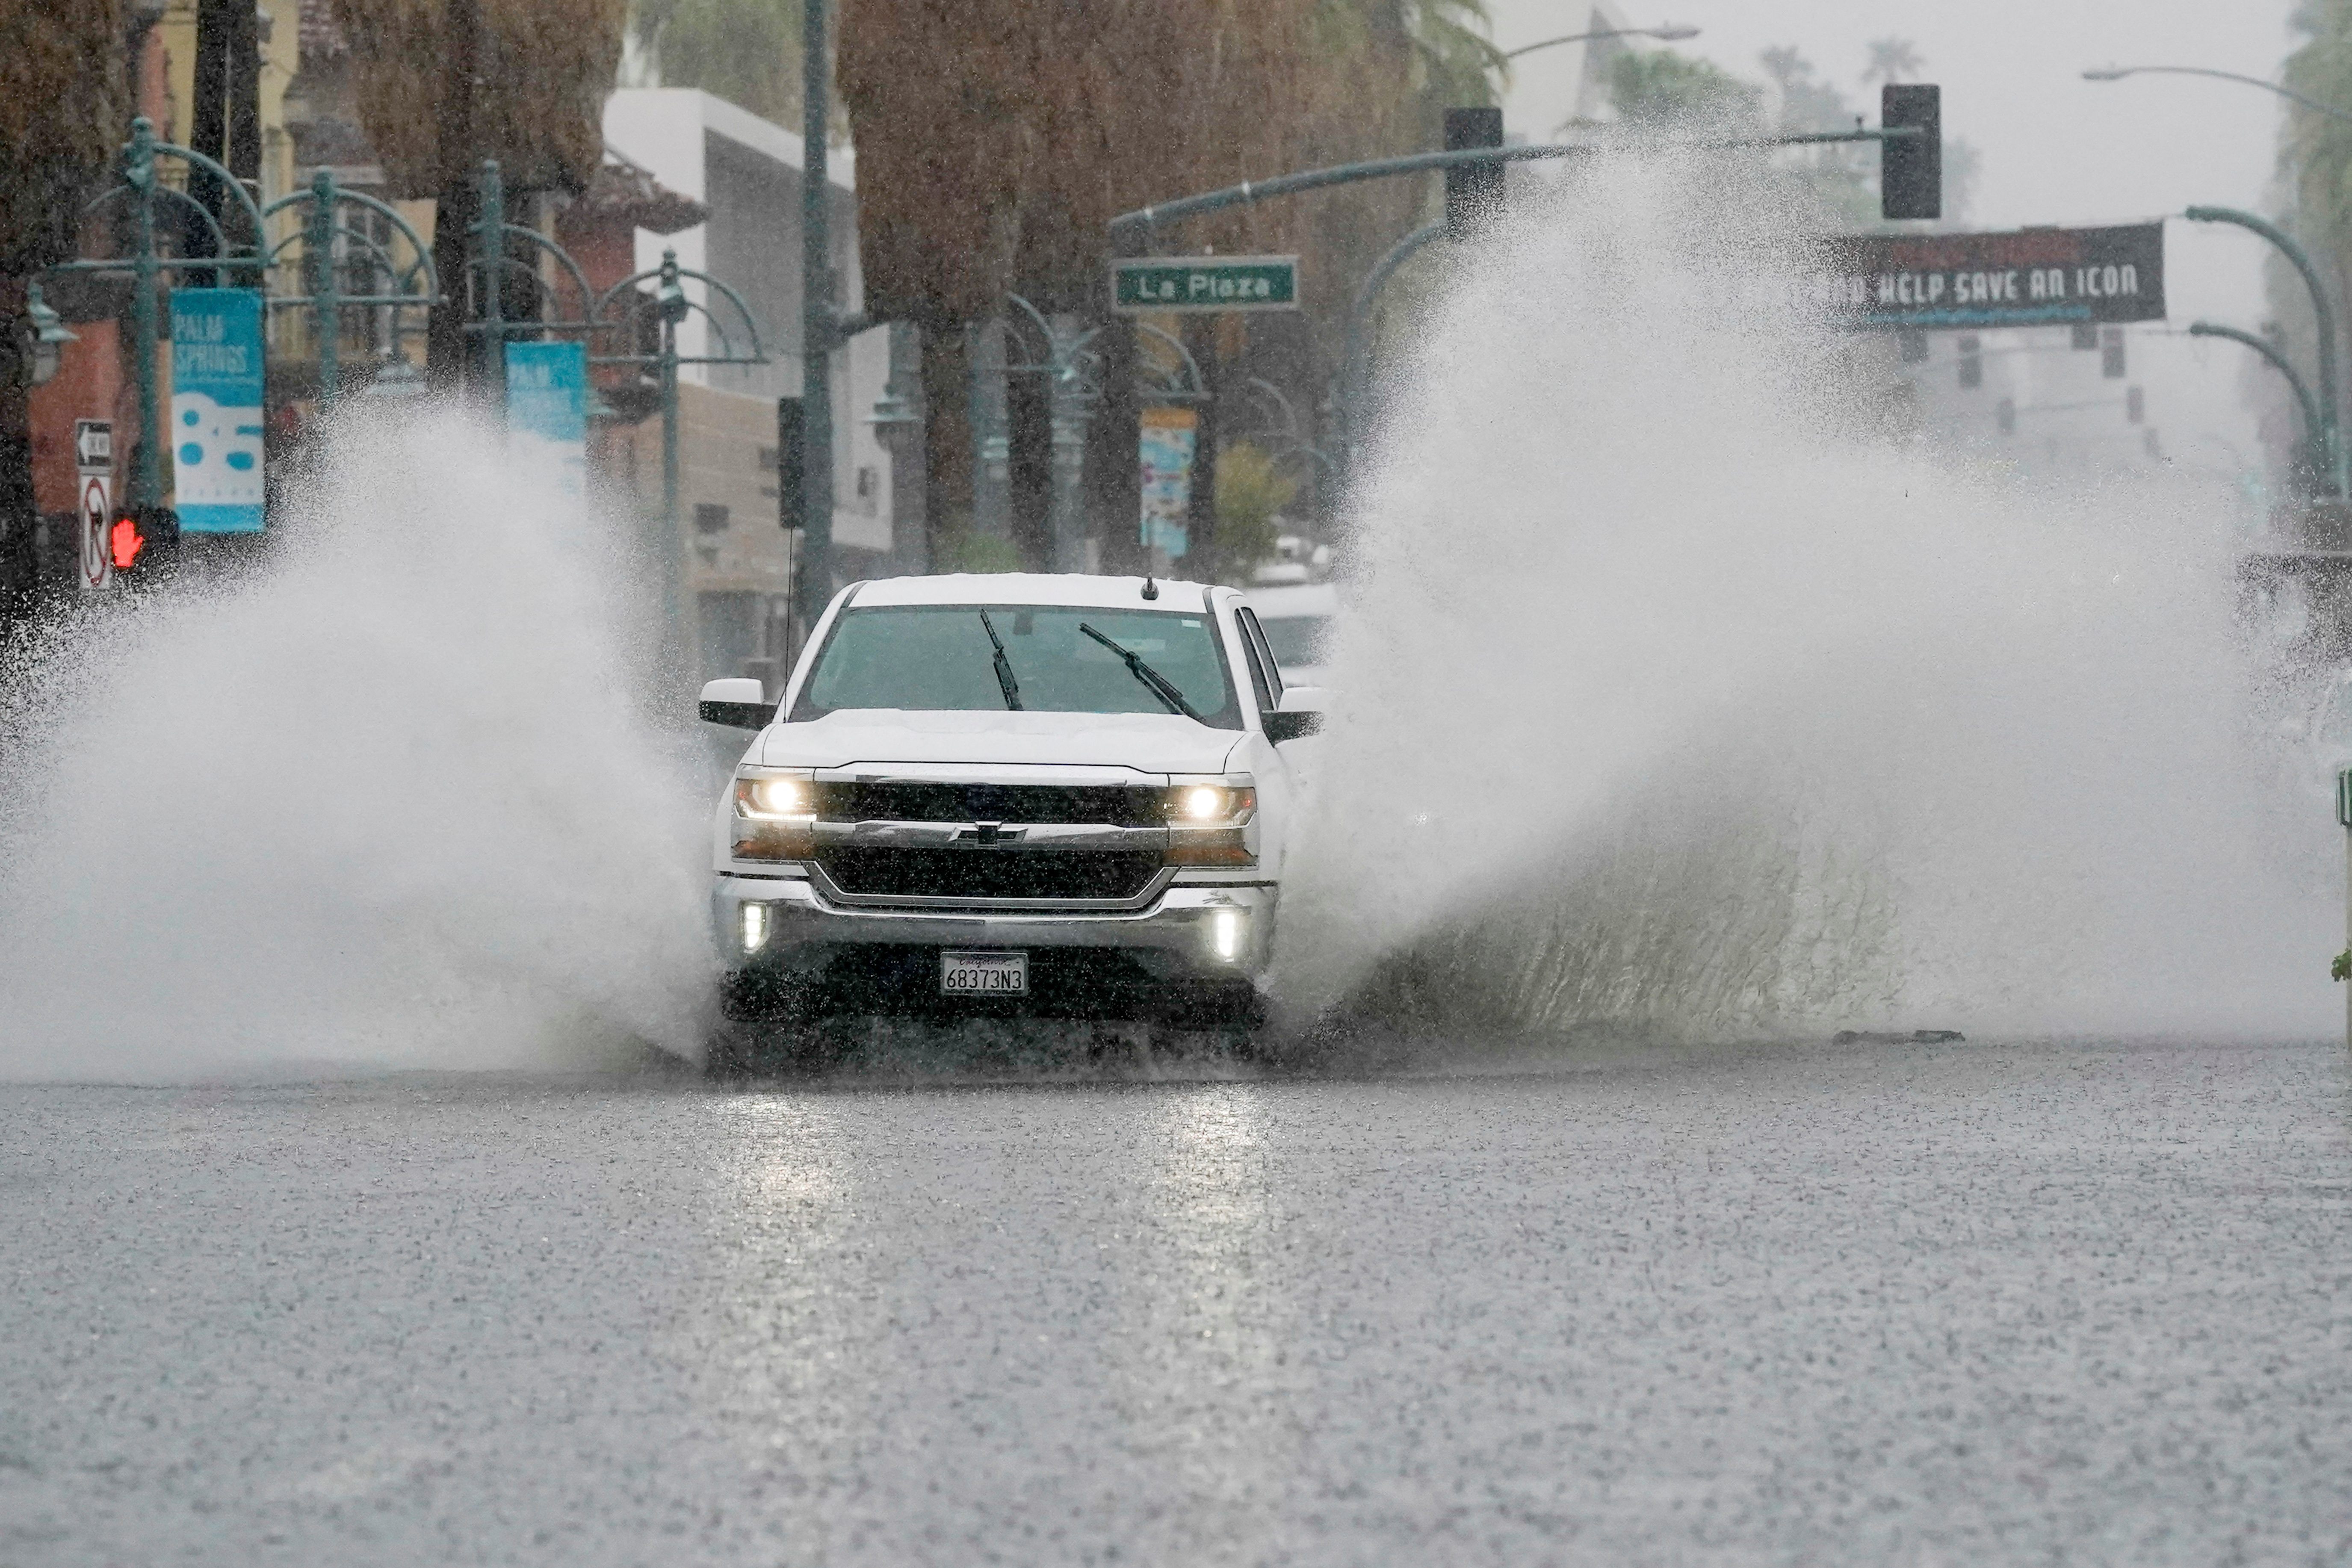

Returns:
918,318,970,562
1089,320,1141,575
182,0,232,289
1183,316,1218,583
1006,360,1050,569
425,0,480,391
0,300,35,648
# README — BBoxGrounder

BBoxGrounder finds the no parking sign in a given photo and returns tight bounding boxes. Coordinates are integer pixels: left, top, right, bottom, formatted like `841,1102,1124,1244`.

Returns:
77,471,111,590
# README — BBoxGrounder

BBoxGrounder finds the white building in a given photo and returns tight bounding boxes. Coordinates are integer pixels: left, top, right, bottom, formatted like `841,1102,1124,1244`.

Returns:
600,88,900,687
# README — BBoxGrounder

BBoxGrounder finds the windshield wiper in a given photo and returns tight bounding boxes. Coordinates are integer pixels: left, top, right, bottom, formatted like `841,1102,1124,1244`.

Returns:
977,609,1023,710
1078,622,1206,722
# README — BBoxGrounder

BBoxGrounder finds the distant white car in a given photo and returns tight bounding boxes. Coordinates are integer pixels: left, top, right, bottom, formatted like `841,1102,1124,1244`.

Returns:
1241,581,1341,688
698,573,1326,1063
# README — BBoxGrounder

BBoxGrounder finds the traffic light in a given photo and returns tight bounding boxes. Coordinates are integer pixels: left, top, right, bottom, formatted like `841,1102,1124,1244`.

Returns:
1444,106,1504,240
775,396,805,530
109,505,179,584
2101,328,2125,379
1957,334,1982,389
1880,84,1941,221
1996,396,2015,435
2126,386,2145,424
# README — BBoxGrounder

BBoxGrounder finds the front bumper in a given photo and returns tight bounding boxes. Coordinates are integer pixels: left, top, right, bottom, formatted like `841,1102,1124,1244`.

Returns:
714,872,1276,985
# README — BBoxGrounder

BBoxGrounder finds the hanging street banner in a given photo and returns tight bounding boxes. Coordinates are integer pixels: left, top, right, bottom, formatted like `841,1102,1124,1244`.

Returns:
169,289,267,533
1112,256,1299,315
1138,406,1197,560
1811,223,2166,331
505,341,588,499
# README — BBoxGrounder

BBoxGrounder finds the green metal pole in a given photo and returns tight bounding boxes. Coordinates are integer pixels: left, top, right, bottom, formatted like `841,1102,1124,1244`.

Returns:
127,118,163,512
479,157,506,409
307,168,341,410
2187,322,2324,484
660,251,680,548
2187,205,2344,497
796,0,835,639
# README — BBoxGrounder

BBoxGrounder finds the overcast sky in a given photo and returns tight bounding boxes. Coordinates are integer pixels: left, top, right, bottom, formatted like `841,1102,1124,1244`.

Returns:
1486,0,2308,473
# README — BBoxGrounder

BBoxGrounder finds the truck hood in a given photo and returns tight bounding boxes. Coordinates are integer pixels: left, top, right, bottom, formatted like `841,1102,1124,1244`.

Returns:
757,710,1243,777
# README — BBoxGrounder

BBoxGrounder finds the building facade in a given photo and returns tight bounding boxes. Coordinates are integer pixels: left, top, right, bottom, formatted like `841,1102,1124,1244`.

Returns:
601,89,903,690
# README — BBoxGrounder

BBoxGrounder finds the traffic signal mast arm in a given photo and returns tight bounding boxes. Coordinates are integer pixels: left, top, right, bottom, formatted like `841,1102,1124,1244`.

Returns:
1107,126,1927,242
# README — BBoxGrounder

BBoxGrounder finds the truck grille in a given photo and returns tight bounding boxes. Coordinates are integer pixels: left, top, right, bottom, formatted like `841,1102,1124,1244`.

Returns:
812,781,1164,827
814,848,1164,903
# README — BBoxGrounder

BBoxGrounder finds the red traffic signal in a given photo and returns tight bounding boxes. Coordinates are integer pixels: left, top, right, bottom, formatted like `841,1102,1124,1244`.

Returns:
109,505,180,582
109,513,145,571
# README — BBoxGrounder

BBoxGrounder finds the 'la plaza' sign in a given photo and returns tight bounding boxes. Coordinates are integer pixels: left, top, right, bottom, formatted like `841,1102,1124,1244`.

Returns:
1111,256,1299,315
1812,222,2165,331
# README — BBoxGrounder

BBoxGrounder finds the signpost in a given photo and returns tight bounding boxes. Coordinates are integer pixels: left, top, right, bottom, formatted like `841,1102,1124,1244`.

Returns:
77,472,112,591
168,289,267,533
1111,256,1299,315
74,419,112,591
1812,223,2166,331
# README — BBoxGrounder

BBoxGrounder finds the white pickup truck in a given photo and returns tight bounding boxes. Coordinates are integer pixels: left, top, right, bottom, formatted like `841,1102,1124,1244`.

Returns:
698,573,1325,1063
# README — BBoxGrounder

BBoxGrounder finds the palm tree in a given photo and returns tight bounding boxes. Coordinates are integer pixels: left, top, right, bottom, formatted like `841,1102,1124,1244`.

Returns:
2280,0,2352,469
331,0,627,384
1860,37,1924,87
2,0,126,635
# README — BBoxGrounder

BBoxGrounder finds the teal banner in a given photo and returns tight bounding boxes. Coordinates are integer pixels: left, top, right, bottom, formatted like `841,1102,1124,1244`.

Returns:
505,341,588,498
170,289,266,532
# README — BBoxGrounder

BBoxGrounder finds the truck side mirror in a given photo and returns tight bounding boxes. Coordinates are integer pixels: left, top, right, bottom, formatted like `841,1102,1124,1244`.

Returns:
1264,710,1323,742
1265,687,1328,742
699,677,776,729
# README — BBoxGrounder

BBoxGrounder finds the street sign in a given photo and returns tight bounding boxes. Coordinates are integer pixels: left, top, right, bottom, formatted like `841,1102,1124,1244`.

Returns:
1111,256,1298,315
74,419,112,473
1812,223,2164,331
170,289,266,533
78,472,112,591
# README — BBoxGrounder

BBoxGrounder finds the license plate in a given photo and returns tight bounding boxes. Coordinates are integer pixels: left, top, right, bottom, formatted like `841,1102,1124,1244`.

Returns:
941,950,1028,996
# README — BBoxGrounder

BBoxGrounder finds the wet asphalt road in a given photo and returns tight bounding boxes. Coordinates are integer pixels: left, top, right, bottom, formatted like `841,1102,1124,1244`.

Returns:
3,1036,2349,1566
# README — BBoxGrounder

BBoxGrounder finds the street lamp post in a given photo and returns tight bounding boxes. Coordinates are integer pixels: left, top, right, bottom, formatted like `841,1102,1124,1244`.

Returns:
798,0,836,638
2184,206,2346,498
1503,23,1698,62
2082,66,2352,130
2186,322,2326,492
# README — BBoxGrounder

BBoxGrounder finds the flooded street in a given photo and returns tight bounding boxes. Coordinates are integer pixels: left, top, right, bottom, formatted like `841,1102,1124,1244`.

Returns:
6,1034,2347,1565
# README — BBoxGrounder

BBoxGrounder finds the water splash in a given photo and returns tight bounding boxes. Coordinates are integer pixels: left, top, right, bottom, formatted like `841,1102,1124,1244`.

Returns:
0,410,713,1081
1281,157,2336,1042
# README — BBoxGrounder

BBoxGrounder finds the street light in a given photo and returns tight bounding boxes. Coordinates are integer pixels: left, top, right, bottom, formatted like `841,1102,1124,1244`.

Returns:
23,281,78,386
1505,23,1699,61
2082,65,2352,130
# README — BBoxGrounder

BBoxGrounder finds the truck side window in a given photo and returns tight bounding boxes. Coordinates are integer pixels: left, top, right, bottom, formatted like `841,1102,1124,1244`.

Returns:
1237,608,1285,702
1233,614,1275,717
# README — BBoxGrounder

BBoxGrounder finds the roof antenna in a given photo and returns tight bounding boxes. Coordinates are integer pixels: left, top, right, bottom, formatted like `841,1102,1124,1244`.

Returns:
1141,573,1158,601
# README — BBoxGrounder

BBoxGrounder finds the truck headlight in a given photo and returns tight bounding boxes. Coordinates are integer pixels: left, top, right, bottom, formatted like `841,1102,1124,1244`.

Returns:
1165,782,1255,824
1165,776,1256,866
733,769,816,861
735,772,814,819
741,901,772,953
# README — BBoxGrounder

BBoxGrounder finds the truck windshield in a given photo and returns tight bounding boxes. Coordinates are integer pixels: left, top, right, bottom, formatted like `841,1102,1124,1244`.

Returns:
790,605,1243,729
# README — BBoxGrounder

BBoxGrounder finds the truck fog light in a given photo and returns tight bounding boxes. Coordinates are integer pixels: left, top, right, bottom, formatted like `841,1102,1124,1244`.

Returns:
1210,907,1246,962
741,902,771,954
